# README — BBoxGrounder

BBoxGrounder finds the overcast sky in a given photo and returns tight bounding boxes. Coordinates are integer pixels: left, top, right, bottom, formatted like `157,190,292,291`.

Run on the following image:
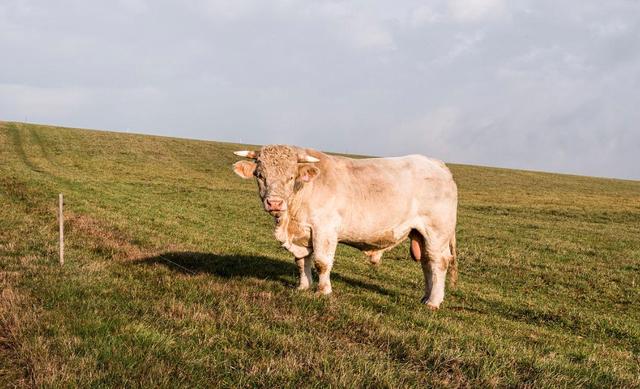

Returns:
1,0,639,179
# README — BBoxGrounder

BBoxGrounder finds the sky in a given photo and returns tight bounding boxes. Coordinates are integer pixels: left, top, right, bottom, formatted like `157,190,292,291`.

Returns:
1,0,639,180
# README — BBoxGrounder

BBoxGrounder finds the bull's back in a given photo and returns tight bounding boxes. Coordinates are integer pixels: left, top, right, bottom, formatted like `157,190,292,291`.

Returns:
341,154,453,208
323,155,454,242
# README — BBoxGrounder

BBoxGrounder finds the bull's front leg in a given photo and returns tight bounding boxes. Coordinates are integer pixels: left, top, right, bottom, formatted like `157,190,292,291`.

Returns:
294,254,314,290
312,231,338,295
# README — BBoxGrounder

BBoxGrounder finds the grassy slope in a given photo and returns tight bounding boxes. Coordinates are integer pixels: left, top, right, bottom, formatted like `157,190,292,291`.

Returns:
0,121,639,387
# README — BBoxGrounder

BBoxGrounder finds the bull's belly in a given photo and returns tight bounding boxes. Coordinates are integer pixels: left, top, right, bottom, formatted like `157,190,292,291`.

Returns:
338,223,414,252
278,212,424,256
340,239,404,252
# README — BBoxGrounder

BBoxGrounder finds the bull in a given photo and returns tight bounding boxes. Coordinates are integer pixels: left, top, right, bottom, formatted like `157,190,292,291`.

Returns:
232,145,458,309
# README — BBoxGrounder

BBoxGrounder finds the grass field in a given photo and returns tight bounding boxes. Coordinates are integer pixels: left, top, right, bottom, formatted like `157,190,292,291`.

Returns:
1,121,639,387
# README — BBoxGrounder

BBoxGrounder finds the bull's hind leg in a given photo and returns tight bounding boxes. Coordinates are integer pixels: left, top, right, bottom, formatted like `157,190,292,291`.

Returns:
295,254,314,290
365,250,383,266
419,235,453,310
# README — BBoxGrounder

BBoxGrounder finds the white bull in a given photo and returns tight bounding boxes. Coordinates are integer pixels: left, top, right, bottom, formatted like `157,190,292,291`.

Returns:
233,145,458,309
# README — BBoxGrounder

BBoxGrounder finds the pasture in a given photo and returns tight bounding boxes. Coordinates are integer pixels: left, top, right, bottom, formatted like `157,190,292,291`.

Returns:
1,121,639,387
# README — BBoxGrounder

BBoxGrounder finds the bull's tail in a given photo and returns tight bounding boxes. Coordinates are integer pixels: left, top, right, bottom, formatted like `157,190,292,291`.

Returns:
448,231,458,288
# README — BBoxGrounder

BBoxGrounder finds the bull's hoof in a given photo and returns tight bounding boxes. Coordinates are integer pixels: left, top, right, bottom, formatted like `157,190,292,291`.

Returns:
421,296,440,310
315,286,332,296
296,284,310,291
426,303,440,311
365,251,383,266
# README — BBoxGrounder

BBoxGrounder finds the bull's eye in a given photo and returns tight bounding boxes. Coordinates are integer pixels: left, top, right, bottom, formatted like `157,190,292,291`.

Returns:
254,171,263,179
288,175,294,181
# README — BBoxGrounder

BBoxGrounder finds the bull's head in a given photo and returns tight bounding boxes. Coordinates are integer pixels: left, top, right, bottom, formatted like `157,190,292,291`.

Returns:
232,145,320,217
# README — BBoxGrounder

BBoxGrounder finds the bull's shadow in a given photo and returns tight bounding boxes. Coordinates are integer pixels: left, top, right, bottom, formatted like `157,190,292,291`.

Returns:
137,252,294,284
136,251,396,296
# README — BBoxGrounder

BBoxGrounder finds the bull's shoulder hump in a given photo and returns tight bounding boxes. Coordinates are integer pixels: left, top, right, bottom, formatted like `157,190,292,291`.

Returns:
326,154,452,179
402,154,444,164
363,154,447,168
404,154,449,168
394,154,454,180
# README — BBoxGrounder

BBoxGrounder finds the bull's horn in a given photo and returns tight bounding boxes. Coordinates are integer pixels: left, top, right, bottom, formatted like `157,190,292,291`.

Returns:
234,150,257,159
298,154,319,163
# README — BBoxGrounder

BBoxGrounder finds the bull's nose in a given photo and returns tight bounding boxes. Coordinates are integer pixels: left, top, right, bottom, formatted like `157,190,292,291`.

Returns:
266,198,284,210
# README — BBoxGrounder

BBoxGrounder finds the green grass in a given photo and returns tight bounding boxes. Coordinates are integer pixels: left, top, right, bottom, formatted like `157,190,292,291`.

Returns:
1,120,639,387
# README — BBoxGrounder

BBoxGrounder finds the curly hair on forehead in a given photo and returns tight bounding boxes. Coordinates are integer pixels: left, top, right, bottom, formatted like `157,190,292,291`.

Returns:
257,145,299,174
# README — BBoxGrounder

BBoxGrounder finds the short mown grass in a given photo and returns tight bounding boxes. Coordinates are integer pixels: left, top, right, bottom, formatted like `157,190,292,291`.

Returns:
1,121,639,387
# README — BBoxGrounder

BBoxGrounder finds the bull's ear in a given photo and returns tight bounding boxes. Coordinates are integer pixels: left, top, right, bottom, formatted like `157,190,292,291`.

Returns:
298,165,320,183
233,160,257,179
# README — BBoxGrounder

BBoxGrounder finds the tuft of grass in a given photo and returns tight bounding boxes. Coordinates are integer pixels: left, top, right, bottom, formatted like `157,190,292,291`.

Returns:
1,120,639,387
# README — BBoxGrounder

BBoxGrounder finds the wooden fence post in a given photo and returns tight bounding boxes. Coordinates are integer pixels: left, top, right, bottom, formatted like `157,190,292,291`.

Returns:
59,193,64,265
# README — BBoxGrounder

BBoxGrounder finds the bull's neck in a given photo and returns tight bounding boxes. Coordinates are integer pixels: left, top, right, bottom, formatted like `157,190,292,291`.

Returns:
274,184,310,229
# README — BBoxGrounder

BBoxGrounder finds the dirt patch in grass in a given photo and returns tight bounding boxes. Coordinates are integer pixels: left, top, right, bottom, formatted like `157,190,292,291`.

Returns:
67,213,146,261
0,287,34,387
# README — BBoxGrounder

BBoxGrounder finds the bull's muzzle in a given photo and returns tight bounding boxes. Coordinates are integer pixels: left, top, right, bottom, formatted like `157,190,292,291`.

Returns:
265,197,286,213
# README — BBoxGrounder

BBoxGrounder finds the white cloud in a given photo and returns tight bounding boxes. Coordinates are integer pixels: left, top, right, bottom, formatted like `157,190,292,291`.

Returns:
0,84,89,120
0,84,165,131
1,0,639,179
390,107,460,158
347,15,395,50
433,31,484,65
409,5,441,26
590,20,629,38
117,0,149,14
198,0,261,19
305,2,396,50
448,0,507,22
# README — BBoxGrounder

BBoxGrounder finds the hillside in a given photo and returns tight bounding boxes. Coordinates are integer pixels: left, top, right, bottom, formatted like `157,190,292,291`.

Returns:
1,121,639,387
